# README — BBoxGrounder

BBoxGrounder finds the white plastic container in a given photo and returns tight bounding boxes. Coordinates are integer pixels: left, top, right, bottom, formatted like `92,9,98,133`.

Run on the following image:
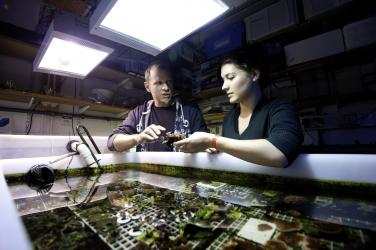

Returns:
244,0,298,42
284,29,345,66
302,0,351,19
343,17,376,50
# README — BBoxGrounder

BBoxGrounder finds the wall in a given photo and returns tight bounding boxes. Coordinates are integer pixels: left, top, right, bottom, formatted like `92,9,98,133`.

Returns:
0,110,121,136
0,54,124,136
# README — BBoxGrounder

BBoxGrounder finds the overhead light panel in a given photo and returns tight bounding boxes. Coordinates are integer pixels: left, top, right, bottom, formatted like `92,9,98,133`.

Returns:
90,0,229,56
33,12,115,79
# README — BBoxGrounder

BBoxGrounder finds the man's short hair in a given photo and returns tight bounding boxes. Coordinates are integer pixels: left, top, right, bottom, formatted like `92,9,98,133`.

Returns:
144,60,173,82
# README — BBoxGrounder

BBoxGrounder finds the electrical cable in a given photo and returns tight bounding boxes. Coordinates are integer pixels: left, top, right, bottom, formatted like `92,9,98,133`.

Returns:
64,154,74,180
72,79,77,136
25,113,33,135
26,101,41,135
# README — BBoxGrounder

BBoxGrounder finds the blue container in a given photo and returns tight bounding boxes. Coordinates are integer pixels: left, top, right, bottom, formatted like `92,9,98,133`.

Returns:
205,22,244,59
124,59,148,76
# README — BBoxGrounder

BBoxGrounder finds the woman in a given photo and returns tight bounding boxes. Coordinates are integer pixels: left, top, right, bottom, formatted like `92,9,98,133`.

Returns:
175,52,303,167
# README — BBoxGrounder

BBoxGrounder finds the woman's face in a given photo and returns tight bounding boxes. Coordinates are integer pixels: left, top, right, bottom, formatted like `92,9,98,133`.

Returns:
221,63,256,104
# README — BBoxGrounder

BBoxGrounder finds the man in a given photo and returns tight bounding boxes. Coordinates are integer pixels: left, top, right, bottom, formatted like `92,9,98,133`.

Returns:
107,61,207,152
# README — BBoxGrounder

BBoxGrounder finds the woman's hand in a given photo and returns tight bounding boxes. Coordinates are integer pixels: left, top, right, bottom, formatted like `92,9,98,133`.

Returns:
174,132,214,153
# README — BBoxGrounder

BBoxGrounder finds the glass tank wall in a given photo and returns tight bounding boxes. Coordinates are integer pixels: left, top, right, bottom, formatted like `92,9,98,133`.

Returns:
6,167,376,250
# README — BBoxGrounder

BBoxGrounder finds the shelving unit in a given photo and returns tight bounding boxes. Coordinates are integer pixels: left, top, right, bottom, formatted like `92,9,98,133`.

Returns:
193,49,376,102
252,0,366,45
270,45,376,80
191,0,376,97
188,0,376,152
0,89,130,117
192,87,223,100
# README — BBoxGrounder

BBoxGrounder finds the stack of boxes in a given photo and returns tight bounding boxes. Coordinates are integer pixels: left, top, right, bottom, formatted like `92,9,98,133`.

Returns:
244,0,298,42
191,0,375,142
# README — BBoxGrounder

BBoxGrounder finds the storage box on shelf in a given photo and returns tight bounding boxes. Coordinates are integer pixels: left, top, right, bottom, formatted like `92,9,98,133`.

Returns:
263,41,287,73
205,22,244,59
204,113,225,136
197,94,230,135
284,29,345,66
302,0,352,20
192,59,221,95
266,78,297,100
204,113,226,124
111,88,148,108
244,0,298,42
207,123,223,135
361,61,376,91
343,16,376,51
192,87,224,100
296,68,330,99
334,66,363,95
124,59,149,77
198,95,230,114
175,43,197,64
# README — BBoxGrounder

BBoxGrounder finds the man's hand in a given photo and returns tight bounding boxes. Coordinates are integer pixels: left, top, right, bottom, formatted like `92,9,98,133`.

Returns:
137,124,166,144
174,132,213,153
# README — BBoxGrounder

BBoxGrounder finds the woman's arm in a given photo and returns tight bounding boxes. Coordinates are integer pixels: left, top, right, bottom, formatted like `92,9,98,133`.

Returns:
215,136,288,167
174,132,288,168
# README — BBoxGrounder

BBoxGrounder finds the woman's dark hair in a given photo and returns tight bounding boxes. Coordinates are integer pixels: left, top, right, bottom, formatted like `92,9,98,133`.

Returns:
220,46,269,89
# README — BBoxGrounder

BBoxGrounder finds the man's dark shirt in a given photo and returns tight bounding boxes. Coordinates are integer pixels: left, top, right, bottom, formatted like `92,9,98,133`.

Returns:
108,101,207,151
222,98,303,164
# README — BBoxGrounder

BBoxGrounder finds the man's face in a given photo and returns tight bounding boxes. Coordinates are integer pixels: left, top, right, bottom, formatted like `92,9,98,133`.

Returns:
145,65,174,107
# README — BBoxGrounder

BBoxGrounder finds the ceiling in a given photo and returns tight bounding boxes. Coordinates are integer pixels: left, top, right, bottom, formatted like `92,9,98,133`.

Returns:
0,0,278,86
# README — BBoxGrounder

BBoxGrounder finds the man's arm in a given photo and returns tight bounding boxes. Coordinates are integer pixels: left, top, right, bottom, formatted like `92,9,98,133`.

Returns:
112,134,141,152
112,125,166,152
107,108,139,151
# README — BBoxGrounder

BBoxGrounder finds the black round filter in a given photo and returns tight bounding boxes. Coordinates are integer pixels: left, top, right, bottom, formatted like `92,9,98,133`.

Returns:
25,164,55,191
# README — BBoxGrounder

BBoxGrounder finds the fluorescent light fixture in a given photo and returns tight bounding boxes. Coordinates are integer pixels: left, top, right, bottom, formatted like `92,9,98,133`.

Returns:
90,0,229,56
33,13,115,79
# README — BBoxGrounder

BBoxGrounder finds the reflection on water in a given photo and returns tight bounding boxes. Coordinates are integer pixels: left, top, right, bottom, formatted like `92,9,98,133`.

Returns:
7,170,376,249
